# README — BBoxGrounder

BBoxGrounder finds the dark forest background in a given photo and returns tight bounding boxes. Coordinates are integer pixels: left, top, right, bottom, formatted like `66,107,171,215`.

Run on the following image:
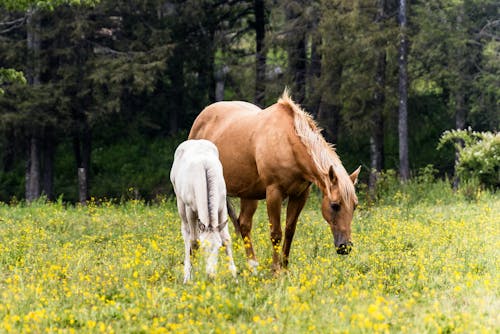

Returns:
0,0,498,203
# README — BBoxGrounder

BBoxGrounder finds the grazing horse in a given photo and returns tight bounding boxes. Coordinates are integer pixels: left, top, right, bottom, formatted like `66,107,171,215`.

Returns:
189,90,360,272
170,139,237,283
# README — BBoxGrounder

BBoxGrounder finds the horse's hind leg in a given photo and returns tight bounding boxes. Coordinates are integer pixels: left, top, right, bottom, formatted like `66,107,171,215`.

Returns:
179,203,192,283
239,198,259,273
283,187,310,268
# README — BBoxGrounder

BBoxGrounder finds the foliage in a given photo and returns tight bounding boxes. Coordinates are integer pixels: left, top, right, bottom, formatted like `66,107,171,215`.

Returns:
0,68,26,95
0,164,24,200
318,0,399,132
0,0,99,93
90,137,184,201
0,0,99,11
412,0,499,126
54,135,186,202
0,0,498,202
0,192,498,332
438,129,500,188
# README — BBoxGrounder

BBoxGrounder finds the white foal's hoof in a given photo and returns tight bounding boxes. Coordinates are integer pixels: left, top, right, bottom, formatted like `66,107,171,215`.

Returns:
248,259,259,275
183,272,192,284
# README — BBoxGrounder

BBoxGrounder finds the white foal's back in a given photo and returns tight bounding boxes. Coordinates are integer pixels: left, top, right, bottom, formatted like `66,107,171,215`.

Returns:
170,139,227,228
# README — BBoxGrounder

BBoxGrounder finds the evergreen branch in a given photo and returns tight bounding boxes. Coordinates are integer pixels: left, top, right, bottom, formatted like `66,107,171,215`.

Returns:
227,25,253,43
210,0,252,10
0,16,26,34
375,10,398,23
0,16,25,26
90,42,138,58
479,19,500,41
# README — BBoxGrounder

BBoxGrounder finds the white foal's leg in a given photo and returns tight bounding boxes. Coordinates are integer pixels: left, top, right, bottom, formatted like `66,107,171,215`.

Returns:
183,208,199,284
220,224,237,278
178,202,192,284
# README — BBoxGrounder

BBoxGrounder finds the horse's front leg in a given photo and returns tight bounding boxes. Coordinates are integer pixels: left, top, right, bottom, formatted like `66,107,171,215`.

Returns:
283,187,310,268
239,198,259,272
266,184,283,272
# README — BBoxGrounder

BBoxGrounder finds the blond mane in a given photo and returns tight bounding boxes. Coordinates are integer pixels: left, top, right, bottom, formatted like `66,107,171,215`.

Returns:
278,89,356,206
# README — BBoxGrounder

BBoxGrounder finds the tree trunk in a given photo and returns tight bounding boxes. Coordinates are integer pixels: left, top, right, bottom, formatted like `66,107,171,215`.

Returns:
453,91,466,189
254,0,266,106
167,51,184,135
215,65,227,102
369,50,386,194
41,131,55,200
452,6,467,190
307,34,322,116
77,168,87,205
369,0,387,194
317,101,340,144
26,136,41,202
317,62,342,144
285,3,307,104
26,6,42,202
289,37,307,104
73,118,91,205
207,48,216,103
197,27,216,103
398,0,410,181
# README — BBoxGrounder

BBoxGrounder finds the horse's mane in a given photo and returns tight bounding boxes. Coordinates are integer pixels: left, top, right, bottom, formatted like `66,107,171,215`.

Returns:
277,89,356,207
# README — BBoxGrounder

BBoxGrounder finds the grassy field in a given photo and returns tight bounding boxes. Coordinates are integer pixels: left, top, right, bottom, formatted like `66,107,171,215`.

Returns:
0,191,498,333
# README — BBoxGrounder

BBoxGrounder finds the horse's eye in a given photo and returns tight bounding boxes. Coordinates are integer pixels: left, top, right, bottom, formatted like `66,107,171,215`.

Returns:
331,203,341,212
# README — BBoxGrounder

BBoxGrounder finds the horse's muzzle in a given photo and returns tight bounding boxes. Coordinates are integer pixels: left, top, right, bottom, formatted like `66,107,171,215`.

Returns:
336,242,353,255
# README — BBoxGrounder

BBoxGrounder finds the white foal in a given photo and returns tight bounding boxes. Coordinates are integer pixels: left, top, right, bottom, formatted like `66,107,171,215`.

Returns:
170,139,237,283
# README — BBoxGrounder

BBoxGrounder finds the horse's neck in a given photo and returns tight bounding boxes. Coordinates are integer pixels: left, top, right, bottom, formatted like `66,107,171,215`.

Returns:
300,156,329,195
312,174,329,196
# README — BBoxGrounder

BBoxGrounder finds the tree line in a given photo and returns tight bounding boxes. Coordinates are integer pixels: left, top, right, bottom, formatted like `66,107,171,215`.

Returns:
0,0,498,202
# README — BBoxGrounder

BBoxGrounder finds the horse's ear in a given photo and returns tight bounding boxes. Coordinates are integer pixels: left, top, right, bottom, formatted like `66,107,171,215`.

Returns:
350,166,361,185
199,221,207,232
328,166,337,182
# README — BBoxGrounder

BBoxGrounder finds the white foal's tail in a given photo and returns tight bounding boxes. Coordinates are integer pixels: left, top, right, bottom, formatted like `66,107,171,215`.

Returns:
194,162,224,279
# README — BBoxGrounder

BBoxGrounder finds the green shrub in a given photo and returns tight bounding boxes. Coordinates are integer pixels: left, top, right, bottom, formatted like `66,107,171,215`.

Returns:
438,129,500,189
90,135,185,201
0,167,24,202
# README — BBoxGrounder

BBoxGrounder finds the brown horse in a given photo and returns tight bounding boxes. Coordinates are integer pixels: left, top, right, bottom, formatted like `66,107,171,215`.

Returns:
188,90,360,272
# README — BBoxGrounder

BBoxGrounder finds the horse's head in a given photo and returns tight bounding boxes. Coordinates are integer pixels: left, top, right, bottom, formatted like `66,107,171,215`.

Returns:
321,166,360,255
198,219,228,278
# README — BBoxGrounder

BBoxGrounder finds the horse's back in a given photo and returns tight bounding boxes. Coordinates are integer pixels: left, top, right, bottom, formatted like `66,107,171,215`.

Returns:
171,139,219,182
189,101,261,139
189,100,304,199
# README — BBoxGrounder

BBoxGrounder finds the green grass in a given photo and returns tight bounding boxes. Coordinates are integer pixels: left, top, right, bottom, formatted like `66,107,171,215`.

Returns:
0,192,498,333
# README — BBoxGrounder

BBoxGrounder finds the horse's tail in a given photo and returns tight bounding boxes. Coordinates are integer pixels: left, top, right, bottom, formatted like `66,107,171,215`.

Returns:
226,198,240,235
194,163,215,227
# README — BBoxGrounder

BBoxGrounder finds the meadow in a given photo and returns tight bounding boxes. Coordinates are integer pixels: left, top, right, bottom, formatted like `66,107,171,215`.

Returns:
0,188,498,333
